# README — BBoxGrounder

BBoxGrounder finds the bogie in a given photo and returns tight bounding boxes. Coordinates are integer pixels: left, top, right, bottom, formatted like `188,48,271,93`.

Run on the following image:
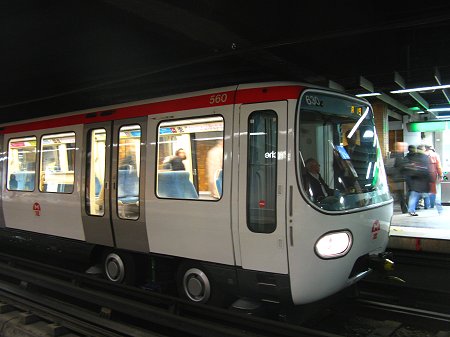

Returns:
176,261,231,307
102,250,137,285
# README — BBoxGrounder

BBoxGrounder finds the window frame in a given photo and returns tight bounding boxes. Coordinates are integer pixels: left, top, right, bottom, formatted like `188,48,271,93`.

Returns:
295,89,391,213
155,115,225,201
6,135,37,192
39,131,77,194
85,128,107,217
116,123,142,220
246,109,278,234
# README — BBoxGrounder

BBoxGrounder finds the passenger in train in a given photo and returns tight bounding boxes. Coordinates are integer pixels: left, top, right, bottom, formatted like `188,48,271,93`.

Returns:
303,158,334,202
165,148,187,171
119,155,136,171
9,174,18,190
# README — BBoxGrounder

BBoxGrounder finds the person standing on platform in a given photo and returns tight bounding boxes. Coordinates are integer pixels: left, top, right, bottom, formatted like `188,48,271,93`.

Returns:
416,145,431,209
425,144,444,214
388,141,408,213
403,145,432,216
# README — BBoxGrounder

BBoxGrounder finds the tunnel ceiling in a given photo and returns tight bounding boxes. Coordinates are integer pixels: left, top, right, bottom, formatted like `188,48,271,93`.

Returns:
2,0,450,123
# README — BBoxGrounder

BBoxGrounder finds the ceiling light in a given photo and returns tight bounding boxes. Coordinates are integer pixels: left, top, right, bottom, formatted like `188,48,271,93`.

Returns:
355,92,381,97
390,84,450,94
427,107,450,112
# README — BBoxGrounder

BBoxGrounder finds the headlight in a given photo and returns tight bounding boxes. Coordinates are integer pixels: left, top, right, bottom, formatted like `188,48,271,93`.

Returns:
315,230,352,259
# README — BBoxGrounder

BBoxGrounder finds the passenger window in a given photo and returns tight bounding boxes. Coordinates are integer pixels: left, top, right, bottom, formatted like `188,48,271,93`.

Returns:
247,110,277,233
117,125,141,220
40,132,76,193
85,129,106,216
7,136,37,191
156,116,224,200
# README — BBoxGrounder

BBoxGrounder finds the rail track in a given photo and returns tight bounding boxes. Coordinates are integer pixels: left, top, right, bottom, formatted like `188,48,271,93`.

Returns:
0,252,338,337
0,251,449,337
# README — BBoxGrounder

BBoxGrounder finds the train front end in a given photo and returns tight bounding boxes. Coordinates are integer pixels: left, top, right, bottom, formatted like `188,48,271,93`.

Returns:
287,89,393,305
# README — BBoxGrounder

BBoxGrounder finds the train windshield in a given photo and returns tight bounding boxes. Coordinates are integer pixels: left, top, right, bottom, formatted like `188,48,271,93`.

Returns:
297,90,390,211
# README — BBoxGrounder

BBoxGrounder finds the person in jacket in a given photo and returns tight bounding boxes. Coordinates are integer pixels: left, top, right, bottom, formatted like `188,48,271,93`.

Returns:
387,141,408,213
425,145,443,214
303,158,334,202
403,145,432,216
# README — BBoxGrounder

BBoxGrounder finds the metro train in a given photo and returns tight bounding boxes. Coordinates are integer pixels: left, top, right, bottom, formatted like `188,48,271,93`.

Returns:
0,82,393,306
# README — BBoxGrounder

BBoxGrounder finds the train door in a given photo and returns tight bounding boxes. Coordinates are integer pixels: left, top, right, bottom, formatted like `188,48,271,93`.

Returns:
82,118,148,252
238,102,289,274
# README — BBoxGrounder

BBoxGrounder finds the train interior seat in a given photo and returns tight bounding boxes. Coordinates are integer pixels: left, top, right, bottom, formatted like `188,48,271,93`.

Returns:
215,169,223,197
157,171,199,199
11,172,35,190
117,169,139,204
117,169,139,218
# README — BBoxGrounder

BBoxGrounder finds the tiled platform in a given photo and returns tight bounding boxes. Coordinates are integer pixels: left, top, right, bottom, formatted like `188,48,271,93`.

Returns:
388,204,450,253
390,205,450,239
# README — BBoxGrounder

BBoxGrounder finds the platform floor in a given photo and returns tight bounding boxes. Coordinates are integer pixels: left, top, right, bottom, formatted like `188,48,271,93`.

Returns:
390,203,450,240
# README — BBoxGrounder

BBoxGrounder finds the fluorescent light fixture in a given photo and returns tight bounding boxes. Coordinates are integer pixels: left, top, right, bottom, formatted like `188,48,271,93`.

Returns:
362,130,374,138
355,92,381,97
436,112,450,119
347,107,370,139
366,162,373,179
416,111,425,114
407,121,450,132
428,107,450,112
390,84,450,94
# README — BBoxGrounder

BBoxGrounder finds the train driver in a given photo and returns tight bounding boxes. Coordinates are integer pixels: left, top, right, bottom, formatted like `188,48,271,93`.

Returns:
303,158,334,203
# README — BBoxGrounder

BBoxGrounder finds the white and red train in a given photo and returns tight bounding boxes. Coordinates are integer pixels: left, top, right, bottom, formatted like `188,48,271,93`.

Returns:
0,82,392,305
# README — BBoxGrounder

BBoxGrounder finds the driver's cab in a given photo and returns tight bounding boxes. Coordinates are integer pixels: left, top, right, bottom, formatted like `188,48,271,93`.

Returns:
297,90,390,211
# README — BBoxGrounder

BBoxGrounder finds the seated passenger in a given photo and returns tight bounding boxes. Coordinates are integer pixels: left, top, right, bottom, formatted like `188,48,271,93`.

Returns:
163,148,187,171
9,174,18,190
303,158,334,202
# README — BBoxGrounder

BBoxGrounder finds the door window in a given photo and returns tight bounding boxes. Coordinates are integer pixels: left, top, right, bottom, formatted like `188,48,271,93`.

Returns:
117,125,141,220
156,116,224,200
7,136,37,191
85,129,106,216
40,132,76,193
247,110,278,233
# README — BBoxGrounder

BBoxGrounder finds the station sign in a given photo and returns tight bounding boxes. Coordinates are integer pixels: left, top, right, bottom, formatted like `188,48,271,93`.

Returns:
407,120,450,132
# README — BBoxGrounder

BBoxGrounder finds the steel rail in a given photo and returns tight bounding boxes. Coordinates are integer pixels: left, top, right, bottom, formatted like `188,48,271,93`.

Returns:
355,299,450,331
0,287,161,337
0,252,342,337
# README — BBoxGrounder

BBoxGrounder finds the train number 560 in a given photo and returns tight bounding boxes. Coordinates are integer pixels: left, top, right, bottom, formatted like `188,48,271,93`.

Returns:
209,93,228,105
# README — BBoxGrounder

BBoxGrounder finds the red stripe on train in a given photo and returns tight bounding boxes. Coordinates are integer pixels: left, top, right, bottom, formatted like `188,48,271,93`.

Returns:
235,85,302,103
0,85,302,134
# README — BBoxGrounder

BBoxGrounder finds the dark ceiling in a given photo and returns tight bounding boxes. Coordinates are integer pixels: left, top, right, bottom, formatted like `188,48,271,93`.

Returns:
2,0,450,124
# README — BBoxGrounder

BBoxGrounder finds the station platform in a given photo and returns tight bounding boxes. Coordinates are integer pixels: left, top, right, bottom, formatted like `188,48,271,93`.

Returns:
388,204,450,253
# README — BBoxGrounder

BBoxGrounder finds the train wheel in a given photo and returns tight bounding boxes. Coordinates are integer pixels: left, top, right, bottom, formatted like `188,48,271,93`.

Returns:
103,251,136,285
176,261,225,306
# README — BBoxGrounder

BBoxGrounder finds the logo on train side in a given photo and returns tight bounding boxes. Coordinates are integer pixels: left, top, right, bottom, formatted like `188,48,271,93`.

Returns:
33,202,41,216
371,220,381,239
265,151,276,159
